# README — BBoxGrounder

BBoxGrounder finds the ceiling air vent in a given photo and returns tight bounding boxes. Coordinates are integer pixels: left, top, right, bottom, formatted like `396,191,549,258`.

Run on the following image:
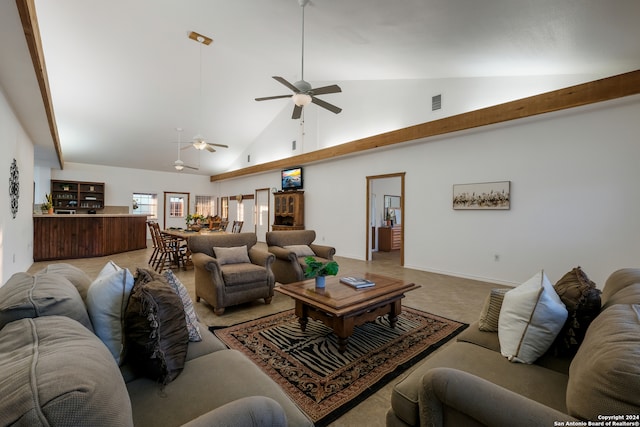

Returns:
432,94,442,111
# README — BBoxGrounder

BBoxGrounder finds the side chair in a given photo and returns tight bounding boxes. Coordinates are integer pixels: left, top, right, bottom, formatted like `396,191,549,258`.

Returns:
188,233,275,315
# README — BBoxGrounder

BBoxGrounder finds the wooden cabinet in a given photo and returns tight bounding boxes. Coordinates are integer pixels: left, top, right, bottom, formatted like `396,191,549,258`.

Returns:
378,226,402,251
273,191,304,230
51,180,104,212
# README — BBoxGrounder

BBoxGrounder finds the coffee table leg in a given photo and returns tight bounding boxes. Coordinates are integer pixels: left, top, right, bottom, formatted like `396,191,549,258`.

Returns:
296,302,308,332
337,336,349,353
388,300,402,328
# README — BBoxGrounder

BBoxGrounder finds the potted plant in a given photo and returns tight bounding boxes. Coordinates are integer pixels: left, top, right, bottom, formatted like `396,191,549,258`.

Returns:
186,213,205,231
41,194,53,214
304,256,339,288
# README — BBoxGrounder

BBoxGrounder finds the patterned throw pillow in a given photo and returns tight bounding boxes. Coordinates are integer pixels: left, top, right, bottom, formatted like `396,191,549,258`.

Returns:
164,270,202,342
552,266,601,356
478,288,510,332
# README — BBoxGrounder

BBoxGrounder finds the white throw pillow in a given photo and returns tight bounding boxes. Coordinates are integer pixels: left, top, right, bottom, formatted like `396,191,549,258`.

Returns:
86,262,135,365
283,244,316,258
498,270,568,364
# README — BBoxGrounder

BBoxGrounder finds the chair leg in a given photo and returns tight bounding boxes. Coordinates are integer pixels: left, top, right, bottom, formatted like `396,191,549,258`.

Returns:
264,297,273,305
214,307,225,316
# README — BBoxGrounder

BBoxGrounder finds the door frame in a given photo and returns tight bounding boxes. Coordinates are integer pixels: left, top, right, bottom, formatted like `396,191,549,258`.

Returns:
366,172,405,265
163,191,190,230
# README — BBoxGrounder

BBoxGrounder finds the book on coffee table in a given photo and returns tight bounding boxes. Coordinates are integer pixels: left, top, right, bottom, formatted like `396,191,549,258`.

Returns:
340,276,375,288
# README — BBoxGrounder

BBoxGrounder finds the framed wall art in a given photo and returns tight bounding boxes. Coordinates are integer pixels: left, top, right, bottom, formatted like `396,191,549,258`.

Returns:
453,181,510,210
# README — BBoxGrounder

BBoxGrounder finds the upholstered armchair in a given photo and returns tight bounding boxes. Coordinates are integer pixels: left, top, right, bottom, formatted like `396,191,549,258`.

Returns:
188,233,275,315
266,230,336,284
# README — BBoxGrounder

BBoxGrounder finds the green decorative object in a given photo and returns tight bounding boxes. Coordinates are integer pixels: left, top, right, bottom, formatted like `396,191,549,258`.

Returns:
304,256,339,279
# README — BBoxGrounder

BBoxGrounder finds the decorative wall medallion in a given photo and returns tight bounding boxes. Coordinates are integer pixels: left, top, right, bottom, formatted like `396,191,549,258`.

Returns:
9,158,20,218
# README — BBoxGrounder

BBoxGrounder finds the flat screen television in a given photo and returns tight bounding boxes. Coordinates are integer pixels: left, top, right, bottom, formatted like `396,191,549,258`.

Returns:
281,166,303,190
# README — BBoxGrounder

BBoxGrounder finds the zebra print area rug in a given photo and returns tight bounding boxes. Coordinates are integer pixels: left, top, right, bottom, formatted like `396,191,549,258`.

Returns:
213,307,467,426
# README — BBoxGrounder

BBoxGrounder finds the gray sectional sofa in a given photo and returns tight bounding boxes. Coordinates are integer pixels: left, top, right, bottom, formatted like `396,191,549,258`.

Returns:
386,268,640,426
0,263,313,427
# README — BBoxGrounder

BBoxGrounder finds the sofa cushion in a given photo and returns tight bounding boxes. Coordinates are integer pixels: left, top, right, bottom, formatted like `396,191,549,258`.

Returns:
86,261,135,364
214,245,251,265
601,268,640,308
478,288,509,332
0,316,133,427
0,272,93,332
284,244,315,257
35,263,92,301
126,349,313,427
221,263,267,285
567,303,640,419
552,267,601,356
124,276,189,385
498,271,568,363
164,269,202,342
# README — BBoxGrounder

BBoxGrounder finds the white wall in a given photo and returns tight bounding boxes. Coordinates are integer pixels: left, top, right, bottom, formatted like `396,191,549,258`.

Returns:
215,94,640,287
232,74,604,171
0,88,35,283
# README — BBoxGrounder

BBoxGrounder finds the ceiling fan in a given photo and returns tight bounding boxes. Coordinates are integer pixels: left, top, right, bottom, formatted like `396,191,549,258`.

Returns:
173,128,198,171
255,0,342,120
186,31,230,153
181,135,229,153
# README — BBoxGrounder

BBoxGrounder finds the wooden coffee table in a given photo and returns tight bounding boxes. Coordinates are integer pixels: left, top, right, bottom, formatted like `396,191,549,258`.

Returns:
275,273,419,353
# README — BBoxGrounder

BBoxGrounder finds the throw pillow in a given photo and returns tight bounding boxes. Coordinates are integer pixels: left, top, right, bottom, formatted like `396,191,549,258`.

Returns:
0,272,93,332
163,269,202,342
0,316,133,426
35,263,92,301
478,288,509,332
214,245,251,265
283,244,316,258
498,270,568,363
552,266,601,356
124,277,189,385
86,262,135,365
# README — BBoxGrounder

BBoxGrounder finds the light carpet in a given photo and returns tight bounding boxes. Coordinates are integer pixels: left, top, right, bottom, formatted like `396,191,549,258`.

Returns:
213,307,467,426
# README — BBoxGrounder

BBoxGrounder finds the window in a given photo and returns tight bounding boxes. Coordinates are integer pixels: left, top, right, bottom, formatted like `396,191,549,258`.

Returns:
221,197,229,219
169,197,185,217
195,195,215,217
133,193,157,219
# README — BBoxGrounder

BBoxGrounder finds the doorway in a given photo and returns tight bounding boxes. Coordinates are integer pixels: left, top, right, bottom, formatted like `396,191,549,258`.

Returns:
366,173,405,266
163,192,190,229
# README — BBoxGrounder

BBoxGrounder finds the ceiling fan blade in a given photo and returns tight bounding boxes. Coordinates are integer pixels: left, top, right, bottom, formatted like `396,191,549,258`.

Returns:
205,145,216,153
292,104,303,120
209,143,229,148
311,96,342,114
273,76,300,93
255,94,291,101
311,84,342,96
184,165,199,170
180,145,192,150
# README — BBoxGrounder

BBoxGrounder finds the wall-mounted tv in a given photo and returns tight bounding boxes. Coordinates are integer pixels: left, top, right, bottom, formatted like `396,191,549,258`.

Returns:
281,166,303,191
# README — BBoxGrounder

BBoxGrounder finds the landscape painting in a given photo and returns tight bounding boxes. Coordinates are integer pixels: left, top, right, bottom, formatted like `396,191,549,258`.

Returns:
453,181,510,210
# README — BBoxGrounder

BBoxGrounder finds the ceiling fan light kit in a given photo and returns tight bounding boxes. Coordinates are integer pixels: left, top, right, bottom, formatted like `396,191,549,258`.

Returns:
255,0,342,119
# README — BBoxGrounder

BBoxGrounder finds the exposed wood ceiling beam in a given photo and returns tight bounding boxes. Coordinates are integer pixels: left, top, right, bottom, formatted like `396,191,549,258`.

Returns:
210,69,640,182
16,0,64,168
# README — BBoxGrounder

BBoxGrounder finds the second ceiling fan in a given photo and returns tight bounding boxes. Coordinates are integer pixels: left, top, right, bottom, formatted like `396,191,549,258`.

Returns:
255,0,342,120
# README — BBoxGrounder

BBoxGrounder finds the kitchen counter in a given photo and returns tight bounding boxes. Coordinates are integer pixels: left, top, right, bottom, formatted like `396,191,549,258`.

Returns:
33,214,147,261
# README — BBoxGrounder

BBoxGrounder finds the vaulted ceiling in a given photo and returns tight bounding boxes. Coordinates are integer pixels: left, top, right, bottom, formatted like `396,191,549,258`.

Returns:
3,0,640,175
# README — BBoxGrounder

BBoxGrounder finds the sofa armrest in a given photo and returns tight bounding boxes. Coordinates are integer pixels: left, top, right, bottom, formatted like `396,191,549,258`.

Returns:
268,245,297,262
309,244,335,260
180,396,286,427
248,247,275,268
419,368,576,427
